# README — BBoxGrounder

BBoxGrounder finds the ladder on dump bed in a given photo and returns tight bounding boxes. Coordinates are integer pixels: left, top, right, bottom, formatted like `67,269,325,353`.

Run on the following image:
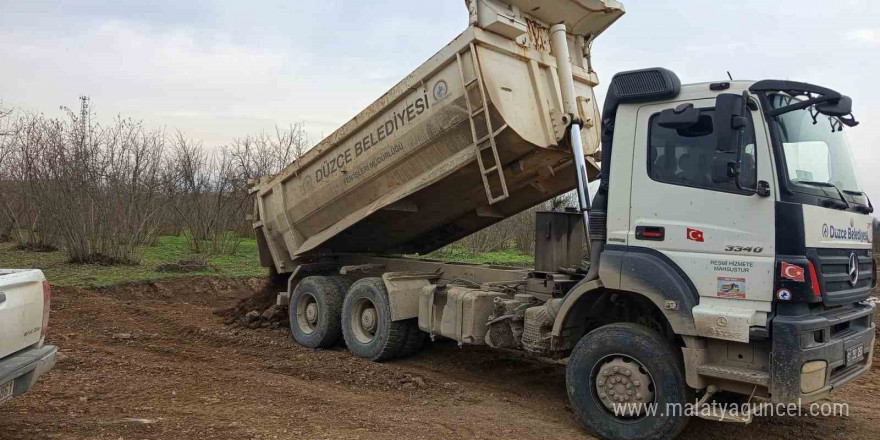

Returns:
456,43,509,205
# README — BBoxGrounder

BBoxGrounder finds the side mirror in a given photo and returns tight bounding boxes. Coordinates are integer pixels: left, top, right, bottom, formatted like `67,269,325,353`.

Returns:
714,93,746,153
657,103,700,129
711,153,739,183
816,95,853,117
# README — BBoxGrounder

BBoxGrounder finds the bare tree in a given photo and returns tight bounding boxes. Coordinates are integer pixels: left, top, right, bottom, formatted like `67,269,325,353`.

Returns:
168,132,247,254
0,98,167,262
228,122,308,181
0,95,314,263
0,111,59,250
36,101,167,263
0,102,17,242
226,123,310,235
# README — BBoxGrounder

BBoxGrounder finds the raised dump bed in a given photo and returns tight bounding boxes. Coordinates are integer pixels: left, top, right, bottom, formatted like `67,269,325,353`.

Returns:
252,0,623,273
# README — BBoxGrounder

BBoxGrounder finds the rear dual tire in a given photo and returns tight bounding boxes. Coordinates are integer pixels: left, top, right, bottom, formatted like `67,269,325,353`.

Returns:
341,278,418,361
289,276,350,349
289,276,425,360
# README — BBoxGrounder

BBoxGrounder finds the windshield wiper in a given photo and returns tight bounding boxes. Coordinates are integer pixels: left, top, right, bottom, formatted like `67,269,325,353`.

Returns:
796,180,834,188
796,180,851,210
841,189,874,213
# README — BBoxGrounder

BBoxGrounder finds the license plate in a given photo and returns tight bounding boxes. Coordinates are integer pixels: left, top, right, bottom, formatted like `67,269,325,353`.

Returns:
0,380,13,403
846,345,865,366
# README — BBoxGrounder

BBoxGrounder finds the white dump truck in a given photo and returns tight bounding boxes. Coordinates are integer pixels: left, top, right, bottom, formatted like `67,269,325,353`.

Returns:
0,269,57,404
250,1,876,438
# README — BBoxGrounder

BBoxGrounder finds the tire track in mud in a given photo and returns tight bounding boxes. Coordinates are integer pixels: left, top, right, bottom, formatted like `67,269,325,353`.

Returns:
2,277,878,440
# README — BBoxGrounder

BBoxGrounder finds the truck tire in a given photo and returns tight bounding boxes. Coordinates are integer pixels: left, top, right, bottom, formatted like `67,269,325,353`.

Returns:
329,275,353,296
397,319,427,358
288,276,344,349
566,323,690,440
342,277,408,361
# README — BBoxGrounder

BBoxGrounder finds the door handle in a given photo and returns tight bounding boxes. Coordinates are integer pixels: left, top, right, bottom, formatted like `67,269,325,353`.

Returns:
757,180,771,198
635,226,665,241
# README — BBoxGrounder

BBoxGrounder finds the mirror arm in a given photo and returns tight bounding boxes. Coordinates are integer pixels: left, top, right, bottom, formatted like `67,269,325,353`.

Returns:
838,113,860,128
732,91,754,193
764,94,837,118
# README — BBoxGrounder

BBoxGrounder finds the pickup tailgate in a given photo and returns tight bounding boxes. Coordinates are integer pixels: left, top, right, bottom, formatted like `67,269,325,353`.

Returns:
0,270,46,359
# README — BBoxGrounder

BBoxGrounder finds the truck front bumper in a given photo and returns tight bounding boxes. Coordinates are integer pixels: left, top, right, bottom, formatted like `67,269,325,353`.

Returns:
771,302,875,403
0,344,58,403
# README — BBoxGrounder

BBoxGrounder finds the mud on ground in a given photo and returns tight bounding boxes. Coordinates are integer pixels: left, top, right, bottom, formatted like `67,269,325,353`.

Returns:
2,277,879,440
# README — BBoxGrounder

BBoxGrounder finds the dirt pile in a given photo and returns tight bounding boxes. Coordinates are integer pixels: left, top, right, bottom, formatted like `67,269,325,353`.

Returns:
155,259,208,273
214,280,288,329
95,276,259,303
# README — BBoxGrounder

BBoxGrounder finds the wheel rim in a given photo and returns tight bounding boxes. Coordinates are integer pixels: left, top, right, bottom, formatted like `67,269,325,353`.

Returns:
295,293,319,334
590,354,656,418
350,297,378,344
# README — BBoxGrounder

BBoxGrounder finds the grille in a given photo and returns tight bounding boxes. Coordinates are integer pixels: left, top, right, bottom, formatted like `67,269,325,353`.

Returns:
809,248,873,305
613,70,668,98
588,210,607,240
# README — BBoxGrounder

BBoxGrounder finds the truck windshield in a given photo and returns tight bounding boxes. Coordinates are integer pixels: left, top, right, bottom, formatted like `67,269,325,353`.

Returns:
766,93,862,193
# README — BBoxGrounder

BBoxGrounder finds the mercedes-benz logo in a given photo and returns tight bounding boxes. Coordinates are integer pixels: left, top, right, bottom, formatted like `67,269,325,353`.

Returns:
848,252,860,286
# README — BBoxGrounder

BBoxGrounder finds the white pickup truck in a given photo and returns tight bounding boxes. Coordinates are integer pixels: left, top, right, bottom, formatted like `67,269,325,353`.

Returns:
0,269,57,404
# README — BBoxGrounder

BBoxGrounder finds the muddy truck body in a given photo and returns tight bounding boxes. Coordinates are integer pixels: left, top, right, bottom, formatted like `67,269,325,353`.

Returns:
251,1,876,438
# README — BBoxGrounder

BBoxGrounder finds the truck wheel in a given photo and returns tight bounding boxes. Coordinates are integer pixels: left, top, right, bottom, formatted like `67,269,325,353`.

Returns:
342,277,408,361
566,323,690,440
397,319,427,358
289,276,344,349
329,275,353,296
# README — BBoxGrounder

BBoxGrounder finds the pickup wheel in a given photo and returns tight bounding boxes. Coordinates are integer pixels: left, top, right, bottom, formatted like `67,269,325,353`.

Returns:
566,323,690,440
342,277,408,361
288,276,344,349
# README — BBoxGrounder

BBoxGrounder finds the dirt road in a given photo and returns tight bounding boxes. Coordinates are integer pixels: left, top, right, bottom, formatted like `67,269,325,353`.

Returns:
3,277,878,440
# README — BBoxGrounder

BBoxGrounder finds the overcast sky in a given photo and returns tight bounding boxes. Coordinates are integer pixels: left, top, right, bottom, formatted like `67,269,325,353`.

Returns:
1,0,878,200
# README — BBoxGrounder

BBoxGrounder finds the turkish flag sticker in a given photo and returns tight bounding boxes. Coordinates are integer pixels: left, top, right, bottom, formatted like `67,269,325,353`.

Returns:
686,228,704,242
780,262,805,282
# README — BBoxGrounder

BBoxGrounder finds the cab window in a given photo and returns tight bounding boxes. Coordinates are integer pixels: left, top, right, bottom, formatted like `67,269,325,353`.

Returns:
648,108,756,194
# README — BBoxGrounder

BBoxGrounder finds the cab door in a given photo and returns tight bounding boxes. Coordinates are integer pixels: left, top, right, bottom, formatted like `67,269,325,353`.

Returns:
627,96,776,317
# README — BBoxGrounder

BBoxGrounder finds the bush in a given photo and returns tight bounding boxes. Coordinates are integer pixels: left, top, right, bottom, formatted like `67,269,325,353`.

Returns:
0,97,311,264
167,123,308,255
2,100,167,264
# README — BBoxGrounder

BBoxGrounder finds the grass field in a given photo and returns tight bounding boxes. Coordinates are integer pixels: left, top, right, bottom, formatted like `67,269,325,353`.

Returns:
418,246,535,267
0,235,266,288
0,236,535,288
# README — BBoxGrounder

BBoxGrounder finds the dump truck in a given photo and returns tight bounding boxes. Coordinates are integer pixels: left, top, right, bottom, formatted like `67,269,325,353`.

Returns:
250,1,876,438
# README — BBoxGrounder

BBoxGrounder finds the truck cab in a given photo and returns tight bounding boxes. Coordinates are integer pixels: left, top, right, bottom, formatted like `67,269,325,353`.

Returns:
554,64,874,410
512,67,873,439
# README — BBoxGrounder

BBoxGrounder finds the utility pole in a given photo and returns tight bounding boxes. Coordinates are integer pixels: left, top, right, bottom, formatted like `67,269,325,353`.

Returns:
79,95,90,147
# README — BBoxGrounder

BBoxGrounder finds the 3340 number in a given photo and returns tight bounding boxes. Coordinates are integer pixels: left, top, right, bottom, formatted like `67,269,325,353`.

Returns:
724,245,763,253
